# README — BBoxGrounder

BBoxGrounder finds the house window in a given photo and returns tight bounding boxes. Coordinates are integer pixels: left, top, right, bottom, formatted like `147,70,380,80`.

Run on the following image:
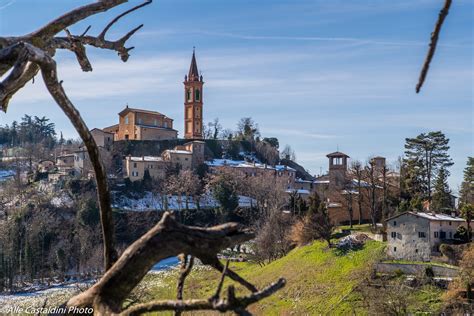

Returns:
434,231,439,238
133,163,137,168
195,89,200,101
449,221,452,226
125,116,129,124
164,121,168,128
415,249,419,253
187,89,192,101
396,233,402,239
391,232,396,238
333,157,343,165
138,118,143,124
449,232,452,238
393,247,397,252
185,158,189,161
393,221,397,226
418,232,426,238
131,171,139,177
154,119,158,126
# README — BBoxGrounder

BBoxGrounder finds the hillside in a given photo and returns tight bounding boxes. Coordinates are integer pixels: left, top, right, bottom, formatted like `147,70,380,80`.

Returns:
133,240,386,315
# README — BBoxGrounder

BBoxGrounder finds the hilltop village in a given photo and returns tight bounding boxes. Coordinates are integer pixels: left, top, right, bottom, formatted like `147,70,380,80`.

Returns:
0,51,472,313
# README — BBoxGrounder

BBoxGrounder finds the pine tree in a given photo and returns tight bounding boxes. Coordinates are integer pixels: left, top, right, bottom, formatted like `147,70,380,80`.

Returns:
459,157,474,204
404,131,453,200
431,167,452,213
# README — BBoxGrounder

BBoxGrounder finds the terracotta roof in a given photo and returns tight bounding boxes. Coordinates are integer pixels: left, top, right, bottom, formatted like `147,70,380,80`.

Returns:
91,128,114,135
326,151,350,158
118,107,170,118
103,124,119,132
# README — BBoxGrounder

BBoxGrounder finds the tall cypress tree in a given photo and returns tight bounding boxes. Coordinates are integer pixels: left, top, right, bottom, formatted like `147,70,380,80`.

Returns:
431,167,452,213
404,131,453,200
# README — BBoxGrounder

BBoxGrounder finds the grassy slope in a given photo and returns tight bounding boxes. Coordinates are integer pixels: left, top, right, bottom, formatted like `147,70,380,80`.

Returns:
140,240,386,315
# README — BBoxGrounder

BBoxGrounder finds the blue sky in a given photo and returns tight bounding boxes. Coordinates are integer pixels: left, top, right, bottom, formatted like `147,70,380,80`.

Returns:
0,0,472,190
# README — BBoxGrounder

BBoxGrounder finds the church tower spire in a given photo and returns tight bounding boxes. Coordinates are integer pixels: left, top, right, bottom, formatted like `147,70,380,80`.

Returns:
184,48,203,139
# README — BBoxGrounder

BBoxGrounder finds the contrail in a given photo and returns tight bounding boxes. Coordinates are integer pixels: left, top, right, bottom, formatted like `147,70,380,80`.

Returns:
0,0,16,10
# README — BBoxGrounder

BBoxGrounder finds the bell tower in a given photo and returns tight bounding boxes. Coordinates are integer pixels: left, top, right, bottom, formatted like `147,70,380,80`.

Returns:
184,48,203,139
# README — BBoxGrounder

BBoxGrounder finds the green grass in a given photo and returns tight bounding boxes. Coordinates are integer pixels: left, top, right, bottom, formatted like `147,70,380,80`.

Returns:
338,224,374,233
138,240,386,315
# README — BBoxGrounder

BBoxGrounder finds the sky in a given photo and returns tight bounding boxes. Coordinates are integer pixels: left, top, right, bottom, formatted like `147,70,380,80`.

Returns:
0,0,472,190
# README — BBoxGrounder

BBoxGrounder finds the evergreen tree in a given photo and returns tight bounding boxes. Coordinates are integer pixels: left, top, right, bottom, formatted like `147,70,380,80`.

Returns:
460,157,474,204
404,131,453,200
313,203,334,247
210,173,239,214
460,203,473,242
431,167,452,213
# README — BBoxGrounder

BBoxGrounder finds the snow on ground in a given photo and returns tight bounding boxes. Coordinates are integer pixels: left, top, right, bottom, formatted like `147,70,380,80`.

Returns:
113,192,255,211
50,193,74,207
0,169,14,182
0,259,183,310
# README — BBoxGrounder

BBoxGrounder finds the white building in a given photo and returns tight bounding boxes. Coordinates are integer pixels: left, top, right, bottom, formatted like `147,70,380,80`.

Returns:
386,211,472,261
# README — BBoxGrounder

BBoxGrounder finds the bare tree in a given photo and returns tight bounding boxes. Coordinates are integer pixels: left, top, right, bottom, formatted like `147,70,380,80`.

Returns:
364,160,379,228
350,161,364,225
0,1,284,314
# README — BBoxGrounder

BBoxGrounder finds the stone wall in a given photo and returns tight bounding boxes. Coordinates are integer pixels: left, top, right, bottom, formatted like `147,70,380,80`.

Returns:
375,262,459,278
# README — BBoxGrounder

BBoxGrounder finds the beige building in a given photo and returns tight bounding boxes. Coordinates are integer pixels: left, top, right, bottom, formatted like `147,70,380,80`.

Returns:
123,156,170,182
206,159,296,188
56,153,75,173
103,107,178,141
386,212,472,261
91,128,114,149
123,141,206,181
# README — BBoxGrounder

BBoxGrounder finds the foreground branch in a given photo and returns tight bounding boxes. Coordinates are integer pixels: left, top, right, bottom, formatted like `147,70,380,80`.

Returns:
416,0,452,93
67,212,255,313
120,278,286,316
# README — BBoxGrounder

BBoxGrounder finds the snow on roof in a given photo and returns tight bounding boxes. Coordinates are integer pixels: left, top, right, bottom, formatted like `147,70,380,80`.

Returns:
206,159,296,172
165,149,192,155
314,180,330,184
328,202,342,208
388,211,465,222
285,189,310,195
127,156,164,162
275,164,296,172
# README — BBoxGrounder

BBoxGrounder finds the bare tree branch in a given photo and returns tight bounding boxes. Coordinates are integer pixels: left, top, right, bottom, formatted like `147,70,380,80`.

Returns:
176,255,194,299
1,2,286,315
416,0,452,93
98,0,152,40
211,260,230,302
206,257,258,293
66,212,256,313
28,0,127,40
119,278,286,316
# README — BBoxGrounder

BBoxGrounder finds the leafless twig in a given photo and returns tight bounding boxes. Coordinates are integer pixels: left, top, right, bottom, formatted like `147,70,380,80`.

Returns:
416,0,452,93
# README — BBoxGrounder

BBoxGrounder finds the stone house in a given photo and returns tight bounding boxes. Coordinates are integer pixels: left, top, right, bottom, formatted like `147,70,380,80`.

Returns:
386,211,472,261
123,156,170,182
90,128,114,149
206,159,296,189
123,141,206,181
56,153,75,173
309,152,400,225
